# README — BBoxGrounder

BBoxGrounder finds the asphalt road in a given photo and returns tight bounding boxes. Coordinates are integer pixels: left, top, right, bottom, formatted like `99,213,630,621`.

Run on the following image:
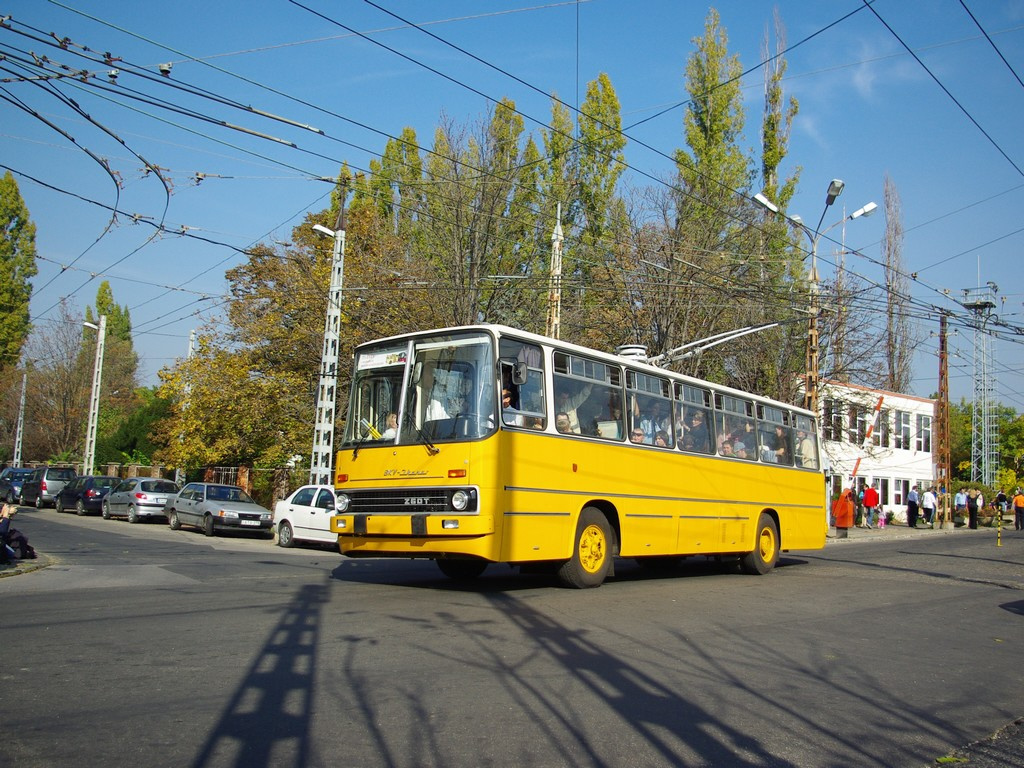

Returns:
1,508,1022,767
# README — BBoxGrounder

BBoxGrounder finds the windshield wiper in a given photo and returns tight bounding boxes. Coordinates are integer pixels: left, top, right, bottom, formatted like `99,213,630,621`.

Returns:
404,411,439,455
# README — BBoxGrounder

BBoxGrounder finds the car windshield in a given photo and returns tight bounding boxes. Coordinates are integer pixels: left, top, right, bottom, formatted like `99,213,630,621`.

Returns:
8,470,31,480
205,485,254,503
95,477,118,489
343,331,497,447
50,468,76,480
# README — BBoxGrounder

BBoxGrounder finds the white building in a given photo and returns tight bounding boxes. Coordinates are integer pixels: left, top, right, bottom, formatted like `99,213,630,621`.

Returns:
819,379,936,523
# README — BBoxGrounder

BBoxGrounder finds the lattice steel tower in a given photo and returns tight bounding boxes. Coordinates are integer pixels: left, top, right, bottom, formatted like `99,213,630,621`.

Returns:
963,285,999,486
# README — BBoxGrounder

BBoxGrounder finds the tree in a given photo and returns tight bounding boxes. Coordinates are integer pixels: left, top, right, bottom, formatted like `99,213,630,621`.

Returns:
881,174,914,392
0,172,38,369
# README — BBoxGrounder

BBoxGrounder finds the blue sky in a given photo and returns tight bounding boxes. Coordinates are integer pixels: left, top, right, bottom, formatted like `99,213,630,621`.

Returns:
4,0,1024,409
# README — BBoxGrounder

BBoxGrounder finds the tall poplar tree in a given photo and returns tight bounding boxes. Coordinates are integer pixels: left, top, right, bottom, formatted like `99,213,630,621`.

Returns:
0,172,38,368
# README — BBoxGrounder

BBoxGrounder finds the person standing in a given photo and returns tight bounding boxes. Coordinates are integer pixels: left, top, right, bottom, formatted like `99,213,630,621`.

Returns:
954,488,968,522
921,487,938,528
862,483,880,529
967,488,982,530
1012,488,1024,532
907,485,920,528
996,489,1008,525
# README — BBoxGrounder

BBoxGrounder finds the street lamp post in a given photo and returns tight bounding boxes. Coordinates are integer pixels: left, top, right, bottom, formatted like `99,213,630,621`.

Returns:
82,315,107,476
754,182,877,415
309,217,346,487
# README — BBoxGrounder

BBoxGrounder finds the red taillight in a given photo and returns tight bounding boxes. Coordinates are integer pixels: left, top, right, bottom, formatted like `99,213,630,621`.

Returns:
87,489,99,497
135,492,148,500
40,480,47,491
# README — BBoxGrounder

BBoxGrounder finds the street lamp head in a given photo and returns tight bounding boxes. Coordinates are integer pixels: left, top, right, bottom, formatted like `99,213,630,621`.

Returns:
83,321,99,331
825,179,845,206
312,224,336,238
752,193,779,214
851,201,878,219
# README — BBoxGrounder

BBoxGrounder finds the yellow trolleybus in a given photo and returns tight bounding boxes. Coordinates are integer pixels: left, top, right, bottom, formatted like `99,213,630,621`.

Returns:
331,325,826,587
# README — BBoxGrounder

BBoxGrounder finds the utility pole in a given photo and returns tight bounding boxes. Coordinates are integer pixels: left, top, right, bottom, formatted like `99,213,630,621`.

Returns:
545,203,564,340
82,315,107,477
935,314,952,527
13,369,27,467
174,330,196,487
963,285,998,486
309,179,348,486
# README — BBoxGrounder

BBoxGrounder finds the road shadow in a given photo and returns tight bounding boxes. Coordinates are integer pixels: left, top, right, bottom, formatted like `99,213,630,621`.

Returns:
190,582,328,768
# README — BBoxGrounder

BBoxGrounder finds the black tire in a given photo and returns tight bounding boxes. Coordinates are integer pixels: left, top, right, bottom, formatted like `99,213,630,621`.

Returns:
436,558,488,580
101,500,111,520
168,510,181,530
35,493,44,509
75,499,86,516
741,513,780,575
5,491,13,503
558,507,614,588
18,491,25,506
203,514,215,537
55,496,65,514
277,521,295,548
127,505,139,524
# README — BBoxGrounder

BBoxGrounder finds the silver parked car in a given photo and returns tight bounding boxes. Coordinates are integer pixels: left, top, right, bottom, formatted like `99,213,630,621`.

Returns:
103,478,180,523
165,482,273,537
19,466,77,508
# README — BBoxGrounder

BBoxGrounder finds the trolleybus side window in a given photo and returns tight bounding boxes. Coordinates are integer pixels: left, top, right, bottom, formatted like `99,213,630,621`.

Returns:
758,404,794,466
499,338,546,430
793,414,819,469
716,393,756,460
627,370,673,447
553,351,623,440
675,382,714,455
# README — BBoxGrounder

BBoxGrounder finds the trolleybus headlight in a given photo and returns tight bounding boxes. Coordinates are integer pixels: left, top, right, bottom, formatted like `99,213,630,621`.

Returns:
335,494,351,513
451,490,469,511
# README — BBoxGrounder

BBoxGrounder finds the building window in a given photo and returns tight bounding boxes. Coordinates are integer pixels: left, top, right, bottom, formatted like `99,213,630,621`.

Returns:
878,478,890,507
895,410,911,450
894,478,909,506
916,414,932,453
823,398,843,442
875,408,891,448
848,403,867,445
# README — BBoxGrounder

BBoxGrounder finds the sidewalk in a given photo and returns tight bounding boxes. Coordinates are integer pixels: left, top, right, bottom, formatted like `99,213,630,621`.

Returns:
826,519,1018,544
0,551,50,578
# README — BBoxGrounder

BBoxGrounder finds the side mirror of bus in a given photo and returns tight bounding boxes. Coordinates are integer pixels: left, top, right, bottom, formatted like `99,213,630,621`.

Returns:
513,361,528,385
412,361,423,385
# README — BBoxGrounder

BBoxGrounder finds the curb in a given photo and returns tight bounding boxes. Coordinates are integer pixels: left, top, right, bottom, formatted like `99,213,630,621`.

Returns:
0,551,52,578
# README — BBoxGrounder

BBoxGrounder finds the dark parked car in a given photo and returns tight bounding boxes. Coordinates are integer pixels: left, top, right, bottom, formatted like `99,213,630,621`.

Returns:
103,478,180,523
165,482,273,537
20,466,77,508
0,468,33,504
55,475,119,516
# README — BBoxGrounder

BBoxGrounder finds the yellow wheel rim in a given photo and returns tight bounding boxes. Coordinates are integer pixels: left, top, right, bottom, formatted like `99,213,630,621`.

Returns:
758,524,777,563
578,523,607,574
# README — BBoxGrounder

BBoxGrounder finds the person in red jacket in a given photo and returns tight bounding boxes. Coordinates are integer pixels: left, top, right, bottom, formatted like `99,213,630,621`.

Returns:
862,483,880,529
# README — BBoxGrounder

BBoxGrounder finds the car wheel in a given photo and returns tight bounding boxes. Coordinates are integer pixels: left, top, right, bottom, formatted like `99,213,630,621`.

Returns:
101,500,111,519
127,505,139,524
35,493,44,509
277,521,295,548
168,510,181,530
5,491,13,503
18,491,25,506
203,514,215,537
55,496,64,514
76,499,86,516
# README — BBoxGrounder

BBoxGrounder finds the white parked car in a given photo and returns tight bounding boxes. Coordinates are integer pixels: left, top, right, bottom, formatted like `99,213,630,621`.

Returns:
273,485,340,548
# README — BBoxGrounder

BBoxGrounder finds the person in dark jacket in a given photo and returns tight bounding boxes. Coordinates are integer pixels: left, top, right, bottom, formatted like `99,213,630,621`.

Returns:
0,503,35,562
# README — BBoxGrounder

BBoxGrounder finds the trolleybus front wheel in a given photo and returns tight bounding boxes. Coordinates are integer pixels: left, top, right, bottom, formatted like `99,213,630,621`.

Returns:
741,512,779,575
558,507,613,588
